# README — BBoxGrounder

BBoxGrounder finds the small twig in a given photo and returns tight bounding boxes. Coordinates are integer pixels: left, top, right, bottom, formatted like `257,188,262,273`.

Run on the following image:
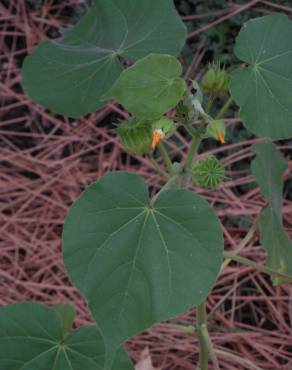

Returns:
214,348,264,370
223,251,292,283
220,216,259,272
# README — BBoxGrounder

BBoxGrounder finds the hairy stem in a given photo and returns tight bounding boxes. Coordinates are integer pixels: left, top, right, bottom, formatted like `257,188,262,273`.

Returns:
205,94,215,114
180,132,202,188
157,141,173,175
215,96,233,119
150,174,179,206
147,154,168,178
197,302,209,370
200,324,220,370
184,132,202,170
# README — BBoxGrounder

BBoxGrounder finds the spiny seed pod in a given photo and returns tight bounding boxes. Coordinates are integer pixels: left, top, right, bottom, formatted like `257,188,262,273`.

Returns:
206,120,226,144
201,64,229,97
151,117,175,149
215,69,229,96
116,119,152,155
192,156,225,190
201,68,217,92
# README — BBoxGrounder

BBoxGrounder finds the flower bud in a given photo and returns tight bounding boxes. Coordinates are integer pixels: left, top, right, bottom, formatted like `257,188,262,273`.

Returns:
192,156,225,190
151,117,175,149
206,120,226,144
152,117,175,138
117,119,152,155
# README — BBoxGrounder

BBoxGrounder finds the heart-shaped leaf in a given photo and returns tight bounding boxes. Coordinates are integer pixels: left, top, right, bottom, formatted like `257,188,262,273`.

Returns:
52,303,76,337
63,171,223,367
0,302,133,370
105,54,187,119
22,0,186,117
251,142,292,284
230,14,292,139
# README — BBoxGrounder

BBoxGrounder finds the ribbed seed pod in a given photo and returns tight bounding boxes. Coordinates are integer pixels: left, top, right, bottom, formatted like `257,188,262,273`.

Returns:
192,156,225,190
116,119,152,155
215,70,229,96
201,64,229,97
201,68,217,92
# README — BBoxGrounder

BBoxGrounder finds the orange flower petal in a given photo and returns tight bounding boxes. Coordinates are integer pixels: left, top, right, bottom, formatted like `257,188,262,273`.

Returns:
217,134,225,144
151,129,165,149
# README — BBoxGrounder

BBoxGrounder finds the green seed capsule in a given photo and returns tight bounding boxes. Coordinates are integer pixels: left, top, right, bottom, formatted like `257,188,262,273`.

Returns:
215,70,229,96
201,64,229,96
201,68,216,93
192,156,225,190
116,119,152,155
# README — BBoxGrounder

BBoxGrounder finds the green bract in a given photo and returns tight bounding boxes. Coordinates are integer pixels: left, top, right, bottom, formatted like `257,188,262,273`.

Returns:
205,120,226,142
105,54,187,119
251,143,292,285
230,14,292,139
117,119,152,155
22,0,186,117
0,303,133,370
63,171,223,367
152,117,175,138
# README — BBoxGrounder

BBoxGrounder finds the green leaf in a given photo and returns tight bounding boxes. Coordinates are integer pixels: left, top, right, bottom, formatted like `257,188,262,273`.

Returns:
251,142,292,285
230,14,292,139
63,171,223,367
251,142,287,217
52,303,76,337
22,0,186,118
105,54,186,119
259,208,292,285
0,302,133,370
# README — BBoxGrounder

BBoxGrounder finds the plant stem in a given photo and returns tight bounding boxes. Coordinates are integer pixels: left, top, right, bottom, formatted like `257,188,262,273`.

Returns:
215,96,233,119
168,323,196,335
147,155,168,178
200,324,220,370
180,132,202,188
157,141,173,175
223,251,292,283
185,132,202,169
197,302,209,370
205,95,215,114
150,174,179,206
